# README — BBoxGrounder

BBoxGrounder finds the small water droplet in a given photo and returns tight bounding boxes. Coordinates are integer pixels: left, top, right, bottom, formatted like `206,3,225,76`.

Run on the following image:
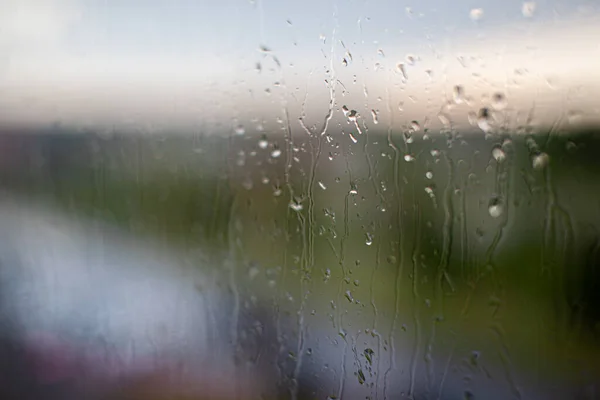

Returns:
532,152,550,170
342,58,348,66
488,197,504,218
492,92,507,110
349,132,358,144
430,149,441,158
405,54,416,65
470,8,484,20
365,232,374,246
522,1,536,17
289,201,303,212
410,120,421,132
492,146,506,162
404,154,415,162
425,186,435,198
345,290,354,303
271,149,282,158
258,137,269,149
273,187,282,196
453,85,465,104
248,266,260,279
234,125,245,135
348,110,358,122
425,171,433,179
371,109,379,124
477,107,492,133
377,48,385,57
357,369,366,384
396,63,408,80
318,181,327,190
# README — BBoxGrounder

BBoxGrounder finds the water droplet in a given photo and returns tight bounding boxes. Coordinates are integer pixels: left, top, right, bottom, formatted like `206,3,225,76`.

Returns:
404,154,415,162
410,120,421,132
470,8,484,20
396,63,408,80
357,369,366,384
430,149,441,158
289,201,303,212
425,171,433,179
532,152,550,170
377,48,385,57
273,187,282,196
453,85,465,104
353,279,360,287
234,125,246,135
348,133,358,144
492,146,506,163
405,54,416,65
258,137,269,149
522,2,536,17
364,348,374,365
342,58,348,66
424,186,435,198
258,44,272,53
271,149,282,158
371,109,379,124
492,92,507,110
488,197,504,218
349,183,358,195
477,107,492,133
318,181,327,190
365,232,374,246
319,33,326,43
345,290,354,303
348,110,358,122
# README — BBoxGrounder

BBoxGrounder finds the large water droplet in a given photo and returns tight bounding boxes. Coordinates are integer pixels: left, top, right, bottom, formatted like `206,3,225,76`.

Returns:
492,146,506,163
532,152,550,170
488,197,504,218
477,107,492,133
271,149,282,158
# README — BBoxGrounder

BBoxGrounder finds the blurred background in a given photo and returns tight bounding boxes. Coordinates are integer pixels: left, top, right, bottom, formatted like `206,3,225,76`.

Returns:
0,0,599,399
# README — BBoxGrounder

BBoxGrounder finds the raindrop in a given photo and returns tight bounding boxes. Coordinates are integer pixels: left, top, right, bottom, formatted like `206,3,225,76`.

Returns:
405,54,416,65
371,109,379,124
271,149,282,158
425,171,433,179
318,181,327,190
488,197,504,218
258,44,272,53
349,183,358,195
404,154,415,162
345,290,354,303
396,63,408,80
470,8,484,20
248,266,260,280
289,201,304,212
532,152,550,170
522,2,536,17
349,133,358,144
387,255,397,264
364,348,374,365
342,105,350,116
430,149,441,158
477,107,492,133
491,92,507,110
491,146,506,163
342,58,348,67
348,110,358,122
453,85,465,104
410,120,421,132
424,186,435,198
377,48,385,57
357,369,366,384
234,125,246,135
258,137,269,149
273,187,283,196
365,232,374,246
